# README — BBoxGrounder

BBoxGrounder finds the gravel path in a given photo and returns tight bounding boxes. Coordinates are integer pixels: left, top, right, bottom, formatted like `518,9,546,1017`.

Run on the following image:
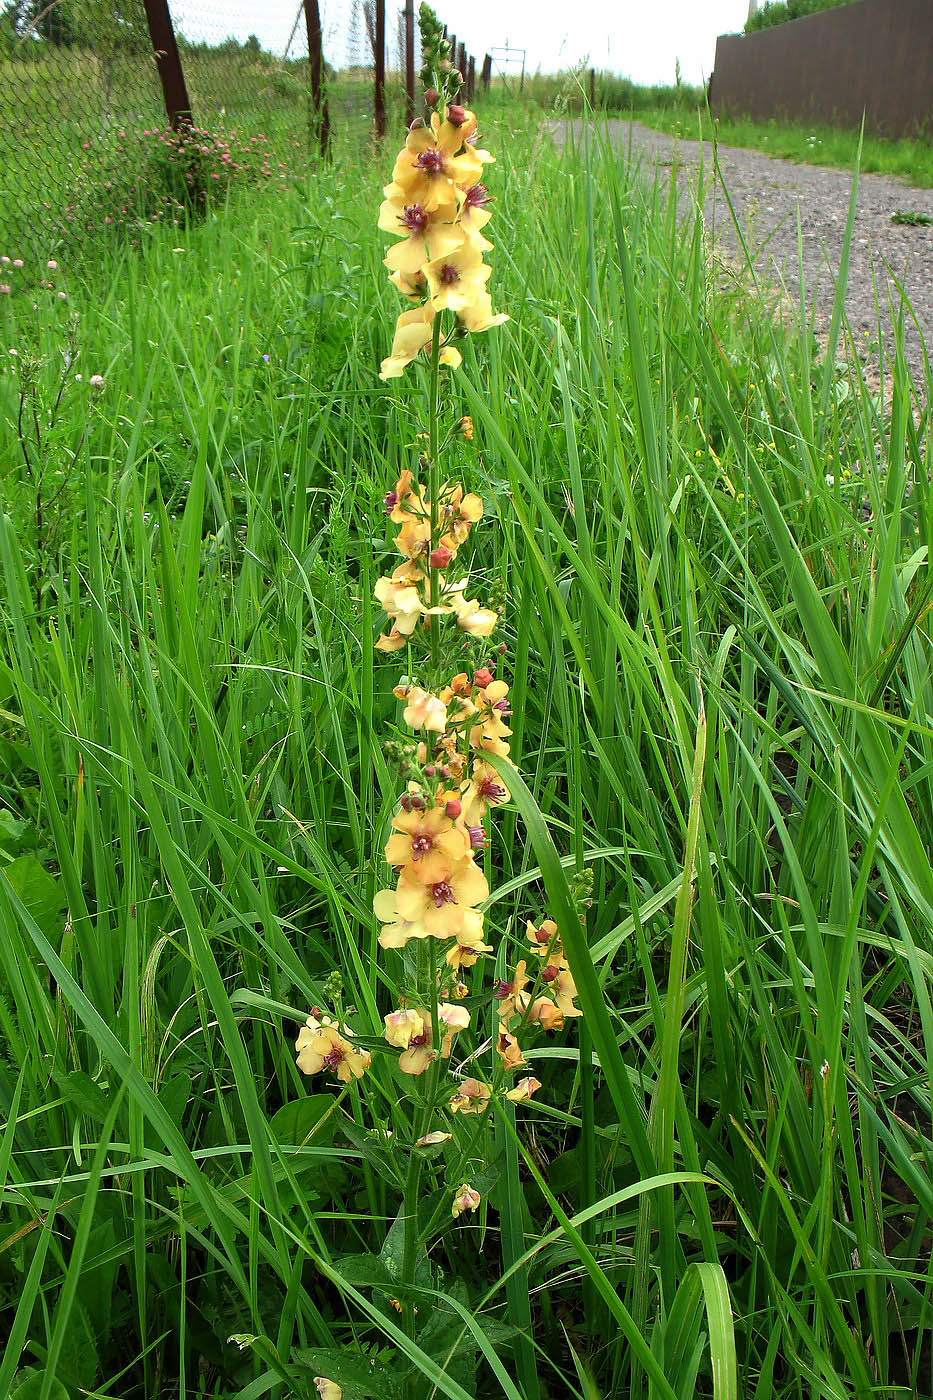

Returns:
555,120,933,395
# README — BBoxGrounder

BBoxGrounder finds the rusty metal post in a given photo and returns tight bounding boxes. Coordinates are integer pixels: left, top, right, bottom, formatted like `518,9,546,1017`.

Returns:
404,0,416,124
303,0,330,156
374,0,386,136
142,0,192,129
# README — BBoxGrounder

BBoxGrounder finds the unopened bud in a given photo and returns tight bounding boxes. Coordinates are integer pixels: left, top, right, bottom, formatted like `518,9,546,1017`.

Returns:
447,104,467,127
384,490,398,513
409,116,425,129
542,965,559,983
460,415,474,440
438,60,451,73
424,763,436,778
400,793,412,811
498,642,508,655
424,87,439,105
438,765,451,779
473,668,494,689
430,544,453,569
445,798,461,819
411,793,425,811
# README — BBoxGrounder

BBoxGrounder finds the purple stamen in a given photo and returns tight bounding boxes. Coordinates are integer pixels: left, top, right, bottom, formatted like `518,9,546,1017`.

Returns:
411,834,433,858
439,263,460,285
431,880,457,908
416,148,445,174
401,204,429,233
467,826,486,849
465,183,490,208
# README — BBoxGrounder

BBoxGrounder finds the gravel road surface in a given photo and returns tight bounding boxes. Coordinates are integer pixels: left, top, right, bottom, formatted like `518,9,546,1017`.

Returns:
554,120,933,395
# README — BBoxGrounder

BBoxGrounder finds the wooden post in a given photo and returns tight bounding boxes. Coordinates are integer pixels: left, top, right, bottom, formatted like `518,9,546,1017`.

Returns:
404,0,415,124
589,67,595,107
303,0,330,156
374,0,386,137
481,53,492,92
467,55,475,103
142,0,192,129
457,41,466,80
448,33,457,72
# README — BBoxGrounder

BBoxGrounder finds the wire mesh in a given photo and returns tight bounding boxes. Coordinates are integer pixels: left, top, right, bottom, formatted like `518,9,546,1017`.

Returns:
0,0,415,270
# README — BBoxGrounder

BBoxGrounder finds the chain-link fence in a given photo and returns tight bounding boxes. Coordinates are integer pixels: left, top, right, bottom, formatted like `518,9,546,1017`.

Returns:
0,1,486,268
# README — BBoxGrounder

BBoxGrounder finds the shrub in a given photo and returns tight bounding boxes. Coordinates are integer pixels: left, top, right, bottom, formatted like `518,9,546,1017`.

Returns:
745,0,856,33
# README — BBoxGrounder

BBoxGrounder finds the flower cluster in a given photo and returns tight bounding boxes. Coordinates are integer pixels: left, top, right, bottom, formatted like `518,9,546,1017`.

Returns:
378,101,506,379
291,52,580,1267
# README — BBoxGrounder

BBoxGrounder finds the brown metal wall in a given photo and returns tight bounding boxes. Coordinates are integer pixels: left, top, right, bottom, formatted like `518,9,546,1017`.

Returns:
709,0,933,137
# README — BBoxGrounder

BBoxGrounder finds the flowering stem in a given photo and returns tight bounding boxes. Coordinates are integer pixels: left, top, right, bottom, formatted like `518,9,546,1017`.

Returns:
427,313,442,675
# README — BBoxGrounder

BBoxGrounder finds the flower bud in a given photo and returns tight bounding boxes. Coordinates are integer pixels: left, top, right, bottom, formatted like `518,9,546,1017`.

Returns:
438,765,451,779
438,60,451,73
460,415,474,440
400,792,412,811
447,104,467,127
409,116,425,129
410,793,425,811
445,798,461,819
542,964,559,983
424,88,439,105
473,667,494,689
424,764,436,778
430,544,453,569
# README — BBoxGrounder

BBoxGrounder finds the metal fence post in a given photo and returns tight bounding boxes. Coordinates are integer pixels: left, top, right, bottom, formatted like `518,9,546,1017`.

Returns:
303,0,330,156
142,0,193,129
375,0,386,136
404,0,415,124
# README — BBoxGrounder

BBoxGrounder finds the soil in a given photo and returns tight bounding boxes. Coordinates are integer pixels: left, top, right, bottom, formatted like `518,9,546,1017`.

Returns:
552,119,933,398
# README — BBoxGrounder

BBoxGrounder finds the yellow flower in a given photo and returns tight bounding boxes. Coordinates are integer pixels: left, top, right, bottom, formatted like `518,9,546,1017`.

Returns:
314,1379,342,1400
445,918,494,970
380,302,463,380
395,855,488,937
374,565,426,637
527,997,565,1032
384,804,469,881
384,1006,426,1048
439,485,483,551
462,760,511,823
496,961,529,1025
375,626,408,653
458,292,509,334
424,244,491,314
470,679,512,752
384,222,466,279
449,586,498,638
497,1029,526,1070
296,1015,371,1082
452,1182,482,1217
448,1076,492,1114
373,886,430,948
506,1076,542,1103
401,685,448,733
380,304,434,379
416,1130,452,1147
378,186,458,240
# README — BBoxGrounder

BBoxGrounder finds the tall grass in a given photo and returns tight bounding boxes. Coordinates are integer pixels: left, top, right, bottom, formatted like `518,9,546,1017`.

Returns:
0,111,931,1398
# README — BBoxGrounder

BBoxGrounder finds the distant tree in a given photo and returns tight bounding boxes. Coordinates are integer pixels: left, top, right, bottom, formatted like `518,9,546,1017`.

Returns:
7,0,148,48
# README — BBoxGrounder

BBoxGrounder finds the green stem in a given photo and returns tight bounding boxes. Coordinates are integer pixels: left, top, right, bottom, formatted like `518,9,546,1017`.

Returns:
427,314,442,677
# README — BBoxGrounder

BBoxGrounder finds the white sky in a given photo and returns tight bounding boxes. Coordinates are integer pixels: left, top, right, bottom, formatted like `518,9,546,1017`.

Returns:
171,1,752,87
